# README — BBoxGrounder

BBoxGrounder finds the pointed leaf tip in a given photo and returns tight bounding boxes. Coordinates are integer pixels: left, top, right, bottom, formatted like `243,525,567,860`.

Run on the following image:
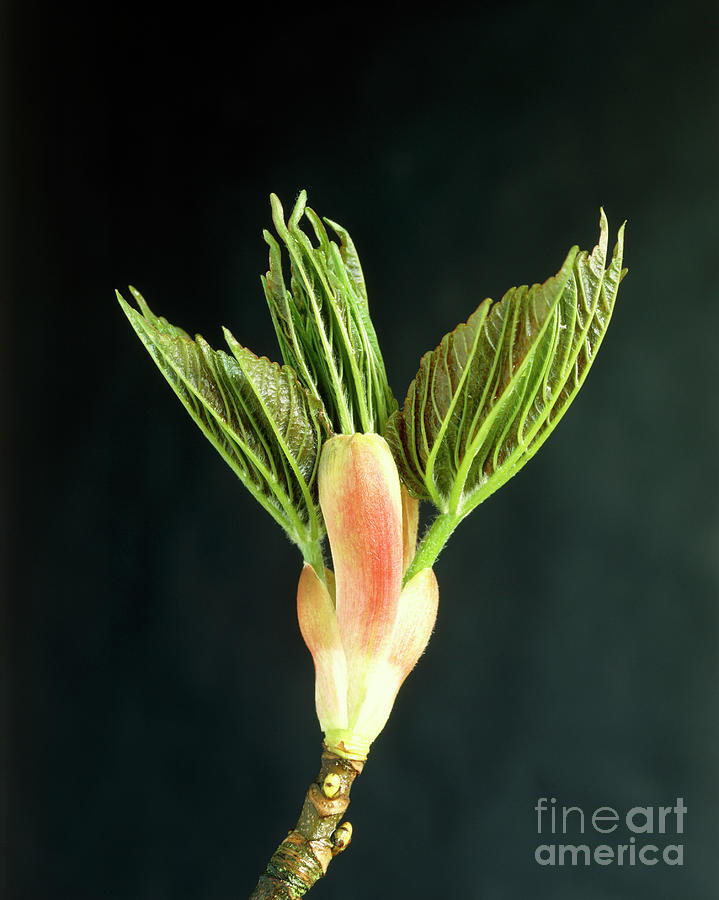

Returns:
269,193,288,237
289,189,308,229
598,208,609,259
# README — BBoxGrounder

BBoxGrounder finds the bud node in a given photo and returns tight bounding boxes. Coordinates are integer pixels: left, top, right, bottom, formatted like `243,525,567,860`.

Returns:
332,821,353,855
322,772,342,798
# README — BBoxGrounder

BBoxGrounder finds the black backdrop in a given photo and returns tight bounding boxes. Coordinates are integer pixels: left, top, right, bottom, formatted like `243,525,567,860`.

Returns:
4,2,718,898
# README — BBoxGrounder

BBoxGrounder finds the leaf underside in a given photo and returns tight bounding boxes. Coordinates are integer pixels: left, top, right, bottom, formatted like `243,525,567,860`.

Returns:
117,288,330,552
384,211,626,517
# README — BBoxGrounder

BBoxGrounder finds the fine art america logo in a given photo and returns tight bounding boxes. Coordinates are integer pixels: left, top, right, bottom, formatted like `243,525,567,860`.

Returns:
534,797,686,867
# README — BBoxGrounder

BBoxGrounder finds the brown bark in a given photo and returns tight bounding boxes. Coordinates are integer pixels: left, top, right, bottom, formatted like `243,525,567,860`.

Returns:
249,747,364,899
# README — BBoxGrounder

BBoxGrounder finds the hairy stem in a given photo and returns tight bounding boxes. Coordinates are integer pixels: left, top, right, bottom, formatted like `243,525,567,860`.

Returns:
249,748,364,899
299,539,326,581
403,511,462,584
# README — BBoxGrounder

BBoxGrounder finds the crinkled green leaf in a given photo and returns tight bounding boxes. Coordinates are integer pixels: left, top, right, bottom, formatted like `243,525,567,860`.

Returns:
117,287,331,557
262,190,397,435
385,211,626,517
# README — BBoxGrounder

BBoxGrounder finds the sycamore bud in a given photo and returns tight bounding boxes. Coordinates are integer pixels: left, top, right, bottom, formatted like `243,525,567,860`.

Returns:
297,434,438,760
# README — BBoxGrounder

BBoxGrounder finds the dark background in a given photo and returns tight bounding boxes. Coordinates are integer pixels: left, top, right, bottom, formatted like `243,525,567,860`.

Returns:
4,2,718,898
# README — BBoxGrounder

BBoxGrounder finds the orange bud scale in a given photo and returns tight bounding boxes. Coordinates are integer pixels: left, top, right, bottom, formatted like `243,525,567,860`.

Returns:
297,433,438,759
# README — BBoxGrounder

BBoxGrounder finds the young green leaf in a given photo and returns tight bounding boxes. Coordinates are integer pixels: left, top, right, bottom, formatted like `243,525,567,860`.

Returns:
386,212,626,525
262,191,397,435
117,287,331,565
